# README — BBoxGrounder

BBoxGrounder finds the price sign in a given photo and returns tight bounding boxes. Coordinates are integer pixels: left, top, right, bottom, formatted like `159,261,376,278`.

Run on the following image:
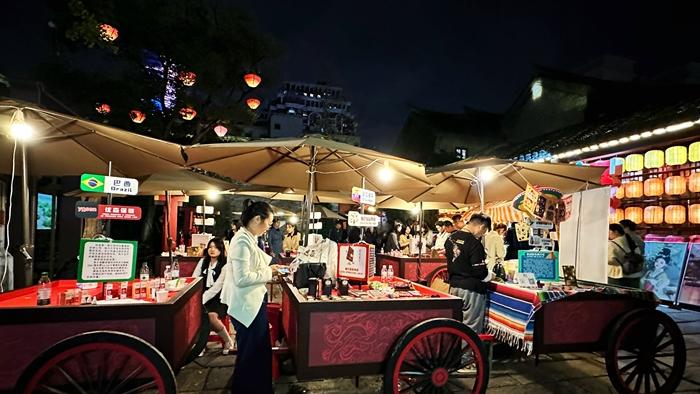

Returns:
347,211,380,227
80,174,139,195
518,250,559,282
351,187,376,206
77,239,138,282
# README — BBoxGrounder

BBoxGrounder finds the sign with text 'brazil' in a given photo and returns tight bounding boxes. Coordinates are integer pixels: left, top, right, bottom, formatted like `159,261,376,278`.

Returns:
80,174,139,195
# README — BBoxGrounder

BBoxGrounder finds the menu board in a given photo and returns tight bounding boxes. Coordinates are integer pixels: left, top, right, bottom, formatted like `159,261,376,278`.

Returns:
77,239,138,282
518,250,559,282
679,243,700,306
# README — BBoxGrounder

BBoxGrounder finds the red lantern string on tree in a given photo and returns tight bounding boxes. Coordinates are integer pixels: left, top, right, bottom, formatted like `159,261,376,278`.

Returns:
179,107,197,120
129,110,145,123
244,73,262,88
246,98,261,110
99,24,119,42
178,71,196,86
214,125,228,137
95,103,111,115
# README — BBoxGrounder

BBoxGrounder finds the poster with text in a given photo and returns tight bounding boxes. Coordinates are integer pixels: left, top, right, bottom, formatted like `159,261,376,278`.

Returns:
641,242,688,303
518,250,559,282
77,239,138,282
678,243,700,306
337,244,368,281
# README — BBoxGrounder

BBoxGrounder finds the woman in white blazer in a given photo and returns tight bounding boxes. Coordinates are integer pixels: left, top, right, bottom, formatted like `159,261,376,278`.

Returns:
221,200,279,394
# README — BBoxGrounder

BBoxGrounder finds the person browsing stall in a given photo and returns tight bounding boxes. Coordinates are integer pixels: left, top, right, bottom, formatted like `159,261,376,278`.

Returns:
399,225,412,255
221,200,280,394
445,213,492,333
268,218,284,263
192,237,234,355
283,223,301,253
608,223,643,288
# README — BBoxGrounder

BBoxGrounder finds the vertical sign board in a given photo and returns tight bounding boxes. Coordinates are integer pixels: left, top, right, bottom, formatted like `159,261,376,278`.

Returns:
518,250,559,282
77,239,138,282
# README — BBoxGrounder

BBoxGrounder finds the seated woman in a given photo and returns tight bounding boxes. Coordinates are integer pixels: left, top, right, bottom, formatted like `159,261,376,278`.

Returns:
192,237,234,354
283,223,301,254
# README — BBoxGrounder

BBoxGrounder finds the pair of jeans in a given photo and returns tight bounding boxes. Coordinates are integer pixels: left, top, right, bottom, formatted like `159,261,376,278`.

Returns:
230,298,273,394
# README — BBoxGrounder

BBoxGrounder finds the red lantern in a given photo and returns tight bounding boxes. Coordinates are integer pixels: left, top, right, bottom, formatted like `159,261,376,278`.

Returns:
99,24,119,42
179,107,197,121
665,176,686,195
624,181,643,198
178,71,196,86
129,110,145,123
644,178,664,196
244,73,262,88
644,206,664,225
624,207,643,224
246,98,261,110
664,205,686,224
214,125,228,137
690,172,700,193
95,103,111,115
690,204,700,224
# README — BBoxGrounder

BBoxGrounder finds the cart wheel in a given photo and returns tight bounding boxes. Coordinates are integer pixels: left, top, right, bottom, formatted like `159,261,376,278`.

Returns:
605,309,686,394
383,318,489,394
183,305,211,365
16,331,176,394
427,265,449,294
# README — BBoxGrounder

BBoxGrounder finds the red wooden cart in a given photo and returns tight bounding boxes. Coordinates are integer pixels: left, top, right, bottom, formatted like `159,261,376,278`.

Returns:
0,278,209,393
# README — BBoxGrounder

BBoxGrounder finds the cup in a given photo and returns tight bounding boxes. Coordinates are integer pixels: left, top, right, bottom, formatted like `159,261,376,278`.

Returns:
156,289,169,303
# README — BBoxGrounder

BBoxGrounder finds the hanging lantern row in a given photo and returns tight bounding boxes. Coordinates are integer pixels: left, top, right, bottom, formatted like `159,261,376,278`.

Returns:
129,110,146,123
622,205,696,225
95,103,111,115
99,24,119,42
618,172,700,198
620,142,700,172
214,124,228,137
244,73,262,88
178,71,197,86
246,97,261,110
179,107,197,120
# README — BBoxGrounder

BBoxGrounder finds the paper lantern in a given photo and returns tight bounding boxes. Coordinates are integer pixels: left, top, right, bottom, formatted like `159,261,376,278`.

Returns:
99,24,118,41
179,107,197,120
246,97,261,110
664,205,686,224
690,172,700,193
129,110,145,123
624,154,644,172
665,146,688,166
624,181,643,198
665,176,686,195
95,103,111,115
609,157,624,176
611,209,625,223
624,207,643,224
178,71,196,86
615,186,625,199
644,150,664,169
644,178,664,196
244,73,262,88
690,204,700,224
644,206,664,224
690,142,700,162
214,124,228,137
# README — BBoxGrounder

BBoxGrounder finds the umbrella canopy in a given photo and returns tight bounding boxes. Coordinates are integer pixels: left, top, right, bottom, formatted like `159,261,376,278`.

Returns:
308,205,346,220
0,100,186,177
374,195,467,211
234,189,357,204
455,200,525,224
183,136,431,193
395,158,605,205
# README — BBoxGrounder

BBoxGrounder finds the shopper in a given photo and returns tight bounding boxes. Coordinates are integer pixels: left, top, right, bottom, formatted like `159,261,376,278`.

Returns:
384,223,402,253
619,219,645,255
432,220,450,252
607,223,643,288
221,200,280,394
192,237,233,354
484,223,507,271
328,220,344,242
445,213,491,334
283,223,301,253
226,222,239,242
268,219,284,263
452,214,465,230
399,225,412,255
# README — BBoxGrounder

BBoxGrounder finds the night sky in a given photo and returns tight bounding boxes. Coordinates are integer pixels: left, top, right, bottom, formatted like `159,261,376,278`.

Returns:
2,1,699,151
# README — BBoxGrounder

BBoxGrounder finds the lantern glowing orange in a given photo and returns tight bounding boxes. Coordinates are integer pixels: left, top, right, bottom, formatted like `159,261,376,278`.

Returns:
664,205,686,224
665,146,688,166
95,103,111,115
246,98,261,110
179,107,197,120
644,178,664,196
129,110,145,123
644,150,664,169
624,207,643,224
624,181,643,198
690,204,700,224
615,186,625,199
99,24,119,42
665,176,686,195
214,125,228,137
624,154,644,172
644,206,664,224
244,73,262,88
690,142,700,162
178,71,196,86
611,209,625,223
690,172,700,193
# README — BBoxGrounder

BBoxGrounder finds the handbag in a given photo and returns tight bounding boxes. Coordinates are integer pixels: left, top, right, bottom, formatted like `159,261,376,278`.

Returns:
294,262,327,288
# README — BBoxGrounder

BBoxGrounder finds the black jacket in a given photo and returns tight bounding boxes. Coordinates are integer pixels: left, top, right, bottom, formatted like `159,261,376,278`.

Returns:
444,230,488,293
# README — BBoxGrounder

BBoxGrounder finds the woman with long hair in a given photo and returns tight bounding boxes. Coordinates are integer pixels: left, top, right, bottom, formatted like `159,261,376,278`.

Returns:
192,237,233,354
283,223,301,253
221,200,279,394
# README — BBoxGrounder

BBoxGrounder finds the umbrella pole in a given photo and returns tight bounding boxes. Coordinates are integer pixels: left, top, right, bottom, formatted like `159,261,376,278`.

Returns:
417,201,423,283
165,191,173,266
360,177,365,241
105,161,112,237
20,143,33,286
304,146,317,246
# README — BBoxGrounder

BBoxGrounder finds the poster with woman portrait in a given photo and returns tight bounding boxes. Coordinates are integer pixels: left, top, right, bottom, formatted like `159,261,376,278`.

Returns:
678,243,700,306
641,242,688,303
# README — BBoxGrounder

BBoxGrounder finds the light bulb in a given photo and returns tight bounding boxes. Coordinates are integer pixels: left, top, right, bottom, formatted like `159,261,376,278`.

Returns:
378,162,393,182
478,167,495,183
207,190,220,201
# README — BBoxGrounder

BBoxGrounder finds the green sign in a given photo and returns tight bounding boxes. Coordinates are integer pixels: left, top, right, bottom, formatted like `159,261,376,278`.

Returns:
80,174,106,193
518,250,559,282
77,239,138,282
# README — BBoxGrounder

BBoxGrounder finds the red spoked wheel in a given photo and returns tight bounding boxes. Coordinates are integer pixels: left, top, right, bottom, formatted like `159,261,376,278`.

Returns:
426,265,449,294
605,309,686,394
16,331,176,394
383,318,489,394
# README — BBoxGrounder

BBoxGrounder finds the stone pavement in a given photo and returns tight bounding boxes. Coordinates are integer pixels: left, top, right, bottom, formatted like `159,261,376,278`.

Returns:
178,305,700,393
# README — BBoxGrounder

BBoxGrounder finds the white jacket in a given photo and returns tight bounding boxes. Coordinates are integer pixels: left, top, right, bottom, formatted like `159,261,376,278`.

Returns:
221,228,272,328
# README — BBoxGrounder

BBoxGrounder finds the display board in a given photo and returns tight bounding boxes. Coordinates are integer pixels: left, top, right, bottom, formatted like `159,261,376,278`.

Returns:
518,250,559,282
77,239,138,282
337,243,376,282
679,243,700,306
642,241,688,303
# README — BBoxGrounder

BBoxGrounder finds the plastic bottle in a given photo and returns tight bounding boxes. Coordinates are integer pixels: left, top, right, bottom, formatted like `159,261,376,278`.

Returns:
164,265,172,281
37,272,51,306
381,265,388,283
140,262,150,281
171,258,180,279
387,265,394,283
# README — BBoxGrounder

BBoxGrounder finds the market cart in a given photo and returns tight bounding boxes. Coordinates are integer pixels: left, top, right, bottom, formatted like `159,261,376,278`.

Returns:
0,277,208,393
376,254,447,284
278,276,492,393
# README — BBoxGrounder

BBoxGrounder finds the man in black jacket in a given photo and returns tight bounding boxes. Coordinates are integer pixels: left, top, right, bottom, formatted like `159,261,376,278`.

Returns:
444,213,492,333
